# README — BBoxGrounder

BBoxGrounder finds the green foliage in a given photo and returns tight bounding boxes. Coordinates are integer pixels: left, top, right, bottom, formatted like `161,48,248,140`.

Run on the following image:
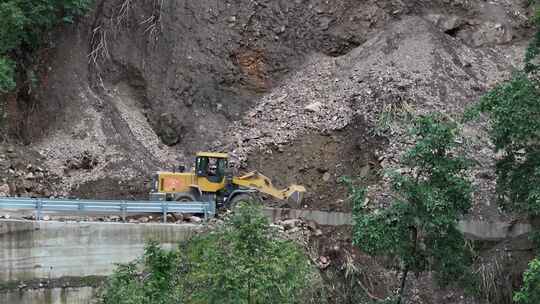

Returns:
0,0,92,92
529,231,540,251
350,115,473,302
0,2,27,54
514,258,540,304
477,73,540,215
0,57,16,93
100,204,314,304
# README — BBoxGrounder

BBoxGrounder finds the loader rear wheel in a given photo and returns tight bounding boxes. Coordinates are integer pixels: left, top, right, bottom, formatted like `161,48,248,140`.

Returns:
228,193,261,211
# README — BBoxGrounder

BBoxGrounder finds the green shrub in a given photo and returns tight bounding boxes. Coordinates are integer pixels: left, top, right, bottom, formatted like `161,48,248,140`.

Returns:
514,258,540,304
0,57,16,93
0,2,27,54
476,73,540,215
100,204,314,304
0,0,93,93
349,115,474,304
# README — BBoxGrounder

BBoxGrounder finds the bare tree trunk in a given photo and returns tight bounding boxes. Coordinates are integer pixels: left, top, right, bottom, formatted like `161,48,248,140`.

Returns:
397,266,409,304
398,226,417,304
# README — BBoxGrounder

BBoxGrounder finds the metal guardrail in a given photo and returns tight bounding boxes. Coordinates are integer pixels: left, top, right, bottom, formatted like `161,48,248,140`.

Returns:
0,197,215,223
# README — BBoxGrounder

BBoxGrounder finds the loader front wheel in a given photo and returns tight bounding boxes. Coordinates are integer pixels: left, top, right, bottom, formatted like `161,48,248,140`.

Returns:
228,193,261,211
175,194,196,203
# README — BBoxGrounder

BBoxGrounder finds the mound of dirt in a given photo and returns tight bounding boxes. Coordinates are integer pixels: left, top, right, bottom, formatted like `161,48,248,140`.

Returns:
225,15,513,156
245,119,385,211
221,15,528,214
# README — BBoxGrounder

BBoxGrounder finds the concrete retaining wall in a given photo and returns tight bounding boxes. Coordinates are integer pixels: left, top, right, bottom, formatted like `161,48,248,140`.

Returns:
0,209,533,304
3,287,96,304
263,208,533,241
263,208,353,226
0,220,199,282
458,220,532,241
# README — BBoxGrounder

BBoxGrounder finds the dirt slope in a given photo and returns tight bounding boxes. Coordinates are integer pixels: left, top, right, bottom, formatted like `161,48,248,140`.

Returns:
0,1,536,303
224,15,528,212
1,0,535,205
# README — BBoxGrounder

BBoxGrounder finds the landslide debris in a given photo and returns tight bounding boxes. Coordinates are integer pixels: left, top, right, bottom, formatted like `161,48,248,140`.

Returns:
0,145,61,198
0,2,536,303
223,15,528,214
0,0,535,212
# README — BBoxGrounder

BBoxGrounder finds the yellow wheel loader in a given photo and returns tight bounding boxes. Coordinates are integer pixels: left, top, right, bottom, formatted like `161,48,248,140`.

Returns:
149,152,306,211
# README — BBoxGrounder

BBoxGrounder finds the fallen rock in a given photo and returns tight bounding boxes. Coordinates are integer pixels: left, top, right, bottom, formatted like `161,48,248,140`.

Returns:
279,218,302,230
0,184,10,196
304,101,323,113
316,167,328,173
155,113,184,146
322,172,331,182
66,151,98,170
305,219,319,231
109,215,121,222
466,22,513,47
188,215,203,223
172,213,184,222
425,14,464,33
317,256,331,269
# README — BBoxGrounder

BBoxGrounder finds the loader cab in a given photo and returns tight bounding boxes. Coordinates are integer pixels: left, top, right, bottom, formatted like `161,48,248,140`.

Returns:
195,152,228,192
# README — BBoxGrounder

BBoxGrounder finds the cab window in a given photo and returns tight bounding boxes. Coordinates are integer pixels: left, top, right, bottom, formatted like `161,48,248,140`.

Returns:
196,157,227,183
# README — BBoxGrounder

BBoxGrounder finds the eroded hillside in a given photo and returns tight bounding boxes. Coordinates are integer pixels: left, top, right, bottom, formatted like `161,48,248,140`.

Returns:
2,0,532,210
0,1,538,303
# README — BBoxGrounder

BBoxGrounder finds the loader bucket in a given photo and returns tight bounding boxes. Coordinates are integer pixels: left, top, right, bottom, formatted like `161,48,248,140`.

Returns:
286,185,306,205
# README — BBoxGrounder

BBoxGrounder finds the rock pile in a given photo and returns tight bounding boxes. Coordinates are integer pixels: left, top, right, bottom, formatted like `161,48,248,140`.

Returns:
221,16,520,217
0,145,63,198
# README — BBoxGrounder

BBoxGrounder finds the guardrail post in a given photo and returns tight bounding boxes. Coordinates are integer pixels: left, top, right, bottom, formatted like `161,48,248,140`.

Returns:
121,201,126,222
36,199,42,221
209,201,216,218
78,201,83,216
203,205,208,222
162,202,168,223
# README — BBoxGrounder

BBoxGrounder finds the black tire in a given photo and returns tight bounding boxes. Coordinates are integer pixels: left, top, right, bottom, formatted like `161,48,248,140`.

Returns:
228,193,261,210
174,194,196,203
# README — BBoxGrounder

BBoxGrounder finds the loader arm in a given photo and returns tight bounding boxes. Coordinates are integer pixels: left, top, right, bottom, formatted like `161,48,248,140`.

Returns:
232,171,306,204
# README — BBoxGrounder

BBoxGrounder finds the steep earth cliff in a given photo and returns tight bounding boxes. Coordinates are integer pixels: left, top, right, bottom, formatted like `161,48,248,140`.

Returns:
3,0,532,210
0,0,537,303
